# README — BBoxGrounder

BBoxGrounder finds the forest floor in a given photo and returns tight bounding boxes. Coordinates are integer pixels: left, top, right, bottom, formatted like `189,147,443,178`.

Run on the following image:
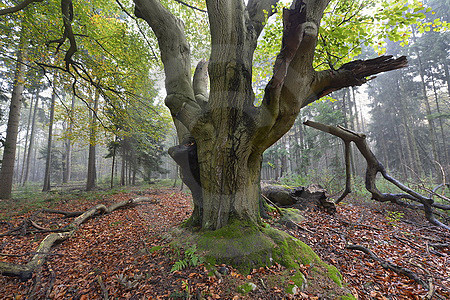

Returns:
0,184,448,299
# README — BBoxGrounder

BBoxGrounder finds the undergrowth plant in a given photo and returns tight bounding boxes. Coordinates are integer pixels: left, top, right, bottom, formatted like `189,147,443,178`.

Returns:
386,211,404,226
171,246,201,272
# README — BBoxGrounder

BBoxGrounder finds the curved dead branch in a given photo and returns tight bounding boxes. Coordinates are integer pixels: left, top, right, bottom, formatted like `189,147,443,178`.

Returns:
0,197,153,281
304,120,449,230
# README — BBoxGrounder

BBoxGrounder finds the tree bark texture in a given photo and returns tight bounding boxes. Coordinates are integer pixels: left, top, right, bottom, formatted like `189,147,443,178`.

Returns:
134,0,409,230
0,31,26,199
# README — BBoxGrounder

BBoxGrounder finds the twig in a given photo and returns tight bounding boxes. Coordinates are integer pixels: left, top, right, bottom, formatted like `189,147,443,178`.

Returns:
290,219,315,234
97,275,109,300
45,269,56,298
261,194,283,216
337,218,382,231
30,220,48,231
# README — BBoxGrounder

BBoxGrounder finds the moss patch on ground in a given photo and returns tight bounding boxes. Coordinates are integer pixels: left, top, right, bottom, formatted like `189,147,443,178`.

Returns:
169,221,353,298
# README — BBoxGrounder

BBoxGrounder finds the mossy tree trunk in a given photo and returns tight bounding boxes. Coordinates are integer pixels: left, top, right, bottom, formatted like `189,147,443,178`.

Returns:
134,0,407,230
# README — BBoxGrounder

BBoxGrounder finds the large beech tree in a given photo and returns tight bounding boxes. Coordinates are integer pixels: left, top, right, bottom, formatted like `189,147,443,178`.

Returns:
1,0,427,225
133,0,407,230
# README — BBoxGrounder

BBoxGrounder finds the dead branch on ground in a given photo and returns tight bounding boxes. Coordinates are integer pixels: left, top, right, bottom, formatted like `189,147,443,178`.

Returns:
346,244,427,288
304,120,449,230
0,197,153,281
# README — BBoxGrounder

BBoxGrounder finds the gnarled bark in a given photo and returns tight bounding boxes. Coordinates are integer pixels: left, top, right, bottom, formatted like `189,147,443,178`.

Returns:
134,0,410,230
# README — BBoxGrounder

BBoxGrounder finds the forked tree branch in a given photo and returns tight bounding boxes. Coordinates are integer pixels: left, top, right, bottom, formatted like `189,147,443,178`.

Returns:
246,0,280,40
0,0,43,16
304,120,450,230
46,0,77,70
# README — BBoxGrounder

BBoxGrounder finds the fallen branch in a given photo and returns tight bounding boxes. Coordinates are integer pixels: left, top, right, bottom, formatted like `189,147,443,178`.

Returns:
337,219,382,231
261,194,283,216
41,209,83,218
346,244,428,289
304,120,449,230
0,197,153,281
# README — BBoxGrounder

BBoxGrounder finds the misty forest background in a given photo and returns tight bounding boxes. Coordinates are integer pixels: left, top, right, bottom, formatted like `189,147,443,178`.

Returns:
0,0,448,199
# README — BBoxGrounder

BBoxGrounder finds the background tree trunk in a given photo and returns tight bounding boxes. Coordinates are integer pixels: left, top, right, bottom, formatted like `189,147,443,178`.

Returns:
63,93,75,184
0,30,26,199
22,92,39,186
19,95,34,184
86,90,99,191
42,87,57,192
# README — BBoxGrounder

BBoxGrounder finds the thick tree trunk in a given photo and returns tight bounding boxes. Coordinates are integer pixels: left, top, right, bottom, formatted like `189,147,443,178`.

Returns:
412,30,439,176
43,87,57,192
430,72,448,167
199,143,262,230
0,32,26,199
135,0,408,231
110,136,117,189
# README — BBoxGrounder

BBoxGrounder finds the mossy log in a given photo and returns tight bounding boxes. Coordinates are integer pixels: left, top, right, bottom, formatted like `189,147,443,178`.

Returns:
0,197,154,281
262,184,336,214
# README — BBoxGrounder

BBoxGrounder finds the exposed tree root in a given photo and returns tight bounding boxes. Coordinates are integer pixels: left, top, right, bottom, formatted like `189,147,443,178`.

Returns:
304,120,450,230
0,197,153,281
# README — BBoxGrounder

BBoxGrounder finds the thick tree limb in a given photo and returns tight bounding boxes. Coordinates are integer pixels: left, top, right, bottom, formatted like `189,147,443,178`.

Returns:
192,59,209,108
0,197,152,281
304,120,449,230
134,0,201,132
246,0,280,40
256,0,330,152
255,0,308,150
308,56,408,105
0,0,43,16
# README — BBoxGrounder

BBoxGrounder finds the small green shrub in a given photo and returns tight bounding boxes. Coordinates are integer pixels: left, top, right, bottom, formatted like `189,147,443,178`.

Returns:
171,246,201,272
386,211,404,226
